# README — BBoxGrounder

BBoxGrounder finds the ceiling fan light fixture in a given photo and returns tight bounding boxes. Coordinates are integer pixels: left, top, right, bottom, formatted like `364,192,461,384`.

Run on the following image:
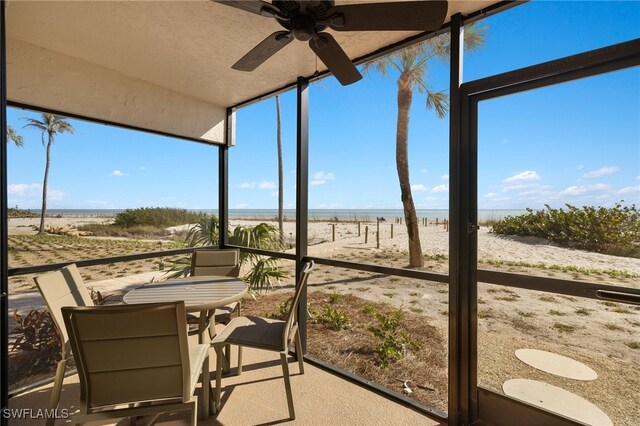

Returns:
290,15,316,41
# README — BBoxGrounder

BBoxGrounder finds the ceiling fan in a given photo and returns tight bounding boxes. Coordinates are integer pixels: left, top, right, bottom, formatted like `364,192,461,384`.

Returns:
215,0,448,86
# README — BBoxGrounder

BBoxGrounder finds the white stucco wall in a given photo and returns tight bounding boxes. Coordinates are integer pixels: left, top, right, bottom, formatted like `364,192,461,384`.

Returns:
7,38,226,144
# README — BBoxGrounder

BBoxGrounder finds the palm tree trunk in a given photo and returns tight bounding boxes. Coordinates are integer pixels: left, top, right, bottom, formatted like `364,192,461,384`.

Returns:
396,77,424,267
276,95,284,244
39,134,53,234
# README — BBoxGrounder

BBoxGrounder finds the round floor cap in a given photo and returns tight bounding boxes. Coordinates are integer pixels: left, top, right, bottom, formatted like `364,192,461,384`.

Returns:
503,379,612,426
515,349,597,380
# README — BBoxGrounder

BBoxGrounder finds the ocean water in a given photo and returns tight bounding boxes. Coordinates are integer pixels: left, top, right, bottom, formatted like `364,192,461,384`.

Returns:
36,208,527,221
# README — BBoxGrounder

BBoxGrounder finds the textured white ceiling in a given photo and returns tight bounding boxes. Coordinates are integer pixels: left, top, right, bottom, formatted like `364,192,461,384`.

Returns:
6,0,500,141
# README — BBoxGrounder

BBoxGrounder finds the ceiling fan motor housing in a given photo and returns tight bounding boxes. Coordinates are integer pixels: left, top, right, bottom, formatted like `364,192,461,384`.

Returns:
274,0,334,40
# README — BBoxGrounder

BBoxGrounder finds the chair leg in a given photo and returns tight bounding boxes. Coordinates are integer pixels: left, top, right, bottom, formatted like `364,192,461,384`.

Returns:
200,355,210,420
295,329,304,374
190,398,198,426
280,353,295,420
214,345,224,413
224,344,231,370
46,358,67,426
237,346,243,375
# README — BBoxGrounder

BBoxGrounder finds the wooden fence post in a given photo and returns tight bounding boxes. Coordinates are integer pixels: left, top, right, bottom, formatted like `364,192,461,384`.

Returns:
376,220,380,249
332,224,335,242
365,226,369,244
358,221,361,236
391,223,394,238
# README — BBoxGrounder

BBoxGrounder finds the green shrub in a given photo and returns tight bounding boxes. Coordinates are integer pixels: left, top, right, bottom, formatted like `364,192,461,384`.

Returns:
270,297,294,320
113,207,208,228
78,223,170,238
368,308,420,368
492,202,640,257
315,305,350,330
328,292,342,304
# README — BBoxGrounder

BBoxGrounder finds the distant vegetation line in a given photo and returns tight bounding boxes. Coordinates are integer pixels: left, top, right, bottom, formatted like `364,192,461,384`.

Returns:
492,202,640,258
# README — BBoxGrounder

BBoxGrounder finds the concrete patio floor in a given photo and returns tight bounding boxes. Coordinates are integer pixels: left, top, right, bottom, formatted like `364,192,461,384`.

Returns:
9,346,444,425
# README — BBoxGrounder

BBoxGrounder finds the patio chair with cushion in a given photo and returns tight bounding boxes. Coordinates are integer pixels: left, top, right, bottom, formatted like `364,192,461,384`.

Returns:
33,264,94,426
61,301,210,425
190,248,242,324
212,260,314,420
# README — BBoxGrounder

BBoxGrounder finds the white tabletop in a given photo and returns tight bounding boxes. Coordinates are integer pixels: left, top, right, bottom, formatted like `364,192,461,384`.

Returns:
123,275,248,313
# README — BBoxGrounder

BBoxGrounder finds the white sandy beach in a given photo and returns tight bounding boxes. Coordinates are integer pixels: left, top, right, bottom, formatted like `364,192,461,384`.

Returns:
9,216,640,276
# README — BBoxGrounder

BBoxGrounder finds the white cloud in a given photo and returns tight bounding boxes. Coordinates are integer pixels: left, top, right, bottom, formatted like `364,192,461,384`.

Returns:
420,168,428,174
235,203,249,208
87,200,109,205
8,183,41,196
618,185,640,195
411,184,429,192
258,181,276,190
503,170,541,184
583,166,619,179
139,166,146,170
441,174,449,181
239,182,256,189
9,183,65,201
561,183,611,196
484,192,509,202
636,176,640,181
311,171,336,186
109,170,128,177
431,184,449,193
501,171,544,193
576,165,584,170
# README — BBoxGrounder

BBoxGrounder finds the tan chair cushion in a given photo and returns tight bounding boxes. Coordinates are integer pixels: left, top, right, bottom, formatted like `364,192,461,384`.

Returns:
212,316,285,352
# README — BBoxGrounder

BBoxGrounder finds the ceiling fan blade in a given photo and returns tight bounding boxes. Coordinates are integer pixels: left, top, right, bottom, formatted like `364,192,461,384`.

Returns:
232,31,293,71
309,33,362,86
213,1,279,18
327,1,448,32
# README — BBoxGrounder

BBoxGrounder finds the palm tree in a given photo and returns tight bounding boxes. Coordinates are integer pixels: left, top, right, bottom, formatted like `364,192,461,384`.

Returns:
363,26,486,267
7,125,24,147
22,114,75,234
275,95,284,243
172,217,287,291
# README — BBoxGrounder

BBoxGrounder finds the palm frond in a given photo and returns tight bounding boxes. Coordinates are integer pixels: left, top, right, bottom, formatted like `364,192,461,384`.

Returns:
21,114,75,145
164,256,192,279
185,216,219,247
463,22,488,53
7,125,23,147
425,90,449,119
243,256,289,293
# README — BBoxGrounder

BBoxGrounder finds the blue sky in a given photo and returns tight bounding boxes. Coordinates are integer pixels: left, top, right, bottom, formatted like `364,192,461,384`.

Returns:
7,1,640,211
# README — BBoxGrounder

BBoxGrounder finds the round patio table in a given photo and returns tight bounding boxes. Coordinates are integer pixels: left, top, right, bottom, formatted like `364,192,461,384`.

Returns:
123,275,248,314
123,275,247,418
